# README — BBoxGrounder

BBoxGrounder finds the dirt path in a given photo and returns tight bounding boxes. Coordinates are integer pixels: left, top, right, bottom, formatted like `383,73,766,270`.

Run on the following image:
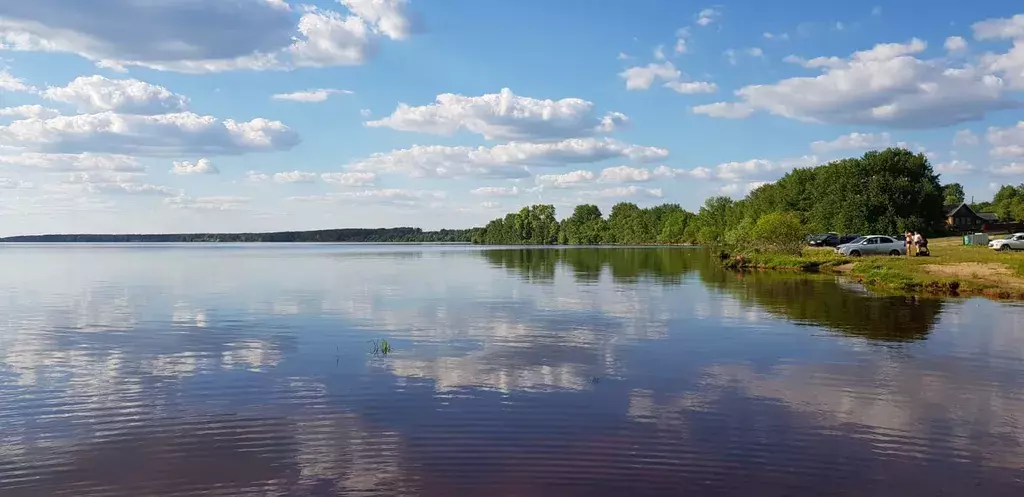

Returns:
922,262,1024,290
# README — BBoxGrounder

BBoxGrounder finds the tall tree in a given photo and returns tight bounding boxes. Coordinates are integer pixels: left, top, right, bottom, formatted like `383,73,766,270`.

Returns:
943,183,966,206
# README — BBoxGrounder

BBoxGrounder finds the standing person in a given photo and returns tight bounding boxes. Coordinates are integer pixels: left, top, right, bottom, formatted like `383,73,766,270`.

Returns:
914,231,926,256
905,231,914,256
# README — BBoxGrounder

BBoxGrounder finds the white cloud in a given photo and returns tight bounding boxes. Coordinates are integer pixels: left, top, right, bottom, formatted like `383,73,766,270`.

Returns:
990,163,1024,175
944,36,968,52
165,195,249,210
653,45,666,61
696,8,719,27
763,32,789,40
359,108,372,117
535,170,596,188
653,165,713,180
746,47,764,57
0,105,60,119
344,138,669,179
954,129,980,146
598,165,652,183
470,186,521,197
0,178,33,189
339,0,413,40
810,132,892,153
272,88,353,102
61,172,177,196
0,69,32,92
0,152,143,172
321,171,376,186
724,49,738,66
972,14,1024,41
246,171,271,182
695,38,1019,127
718,181,772,197
273,170,319,183
0,112,299,156
655,156,818,183
664,81,718,94
0,1,414,73
617,52,631,60
366,88,628,140
987,121,1024,157
480,201,501,209
289,189,446,207
579,186,663,199
675,28,690,53
41,75,189,114
171,158,219,175
619,61,717,94
782,54,846,69
935,160,976,174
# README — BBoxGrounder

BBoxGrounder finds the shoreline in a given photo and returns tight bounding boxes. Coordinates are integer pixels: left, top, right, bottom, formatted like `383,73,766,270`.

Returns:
723,238,1024,300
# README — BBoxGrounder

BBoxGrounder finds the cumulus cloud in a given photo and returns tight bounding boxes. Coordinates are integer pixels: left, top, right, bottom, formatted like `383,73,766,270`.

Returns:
695,38,1019,127
990,162,1024,175
165,195,249,210
973,15,1024,90
695,8,719,27
654,156,819,183
972,14,1024,41
271,170,318,183
344,138,669,179
0,105,60,119
289,189,446,207
935,160,976,174
321,171,376,186
987,121,1024,157
945,36,968,52
954,129,980,146
470,186,521,197
0,112,300,156
0,152,144,172
810,132,892,153
0,177,33,189
598,165,653,183
171,158,219,175
366,88,628,141
0,0,415,73
61,172,178,196
245,171,271,182
0,69,33,92
619,61,717,94
41,75,189,114
272,88,353,102
578,186,663,199
534,170,596,188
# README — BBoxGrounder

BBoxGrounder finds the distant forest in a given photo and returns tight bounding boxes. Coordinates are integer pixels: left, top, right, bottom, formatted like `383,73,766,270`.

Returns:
0,228,475,243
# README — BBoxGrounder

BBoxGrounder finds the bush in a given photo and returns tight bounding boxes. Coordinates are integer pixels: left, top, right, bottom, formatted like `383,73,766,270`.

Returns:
749,212,808,255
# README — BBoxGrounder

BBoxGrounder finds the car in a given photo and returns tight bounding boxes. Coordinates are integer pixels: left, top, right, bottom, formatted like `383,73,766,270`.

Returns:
835,235,906,257
989,233,1024,251
807,233,860,248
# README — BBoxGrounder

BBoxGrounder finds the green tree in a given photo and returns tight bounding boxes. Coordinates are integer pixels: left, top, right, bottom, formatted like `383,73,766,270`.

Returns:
943,183,966,206
748,212,808,254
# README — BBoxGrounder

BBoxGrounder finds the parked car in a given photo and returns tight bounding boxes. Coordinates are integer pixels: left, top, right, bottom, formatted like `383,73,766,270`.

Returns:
835,235,906,257
989,233,1024,251
808,233,861,247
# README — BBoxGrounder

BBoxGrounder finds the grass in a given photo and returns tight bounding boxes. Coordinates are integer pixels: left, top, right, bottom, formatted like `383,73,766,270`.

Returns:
370,338,393,356
724,235,1024,299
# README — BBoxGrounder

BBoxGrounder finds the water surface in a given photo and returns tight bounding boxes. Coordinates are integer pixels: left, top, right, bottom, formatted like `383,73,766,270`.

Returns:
1,244,1023,496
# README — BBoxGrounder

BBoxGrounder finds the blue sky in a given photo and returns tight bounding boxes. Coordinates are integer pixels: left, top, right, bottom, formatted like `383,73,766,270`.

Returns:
1,0,1023,235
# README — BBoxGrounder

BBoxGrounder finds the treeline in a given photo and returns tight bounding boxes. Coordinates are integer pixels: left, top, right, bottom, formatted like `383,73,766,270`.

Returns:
0,228,474,243
474,148,949,253
972,184,1024,222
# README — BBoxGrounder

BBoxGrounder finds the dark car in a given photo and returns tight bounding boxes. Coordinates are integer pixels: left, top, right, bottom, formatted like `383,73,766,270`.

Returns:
808,233,860,247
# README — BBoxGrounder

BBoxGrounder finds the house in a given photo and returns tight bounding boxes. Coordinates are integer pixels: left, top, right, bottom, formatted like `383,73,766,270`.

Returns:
944,203,999,231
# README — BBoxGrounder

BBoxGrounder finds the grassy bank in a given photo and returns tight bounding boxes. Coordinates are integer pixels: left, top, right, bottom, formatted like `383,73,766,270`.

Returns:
725,236,1024,299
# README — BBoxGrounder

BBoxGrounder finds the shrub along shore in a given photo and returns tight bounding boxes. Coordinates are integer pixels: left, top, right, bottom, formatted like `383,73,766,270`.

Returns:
473,148,1024,300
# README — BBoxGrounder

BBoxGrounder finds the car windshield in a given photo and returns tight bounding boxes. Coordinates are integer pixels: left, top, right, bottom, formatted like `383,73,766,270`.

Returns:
846,237,866,245
808,234,828,241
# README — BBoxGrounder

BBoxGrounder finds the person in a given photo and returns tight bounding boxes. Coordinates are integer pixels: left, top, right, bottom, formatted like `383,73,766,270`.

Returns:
905,231,914,256
914,231,927,256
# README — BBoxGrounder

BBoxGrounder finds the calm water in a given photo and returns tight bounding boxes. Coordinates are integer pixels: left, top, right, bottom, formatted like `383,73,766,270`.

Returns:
1,244,1024,496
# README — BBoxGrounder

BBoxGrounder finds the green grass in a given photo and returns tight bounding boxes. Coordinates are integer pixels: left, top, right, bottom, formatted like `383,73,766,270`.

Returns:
724,235,1024,299
370,339,393,356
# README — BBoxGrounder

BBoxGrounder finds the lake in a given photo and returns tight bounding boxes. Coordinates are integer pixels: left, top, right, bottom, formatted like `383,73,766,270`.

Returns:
1,244,1023,496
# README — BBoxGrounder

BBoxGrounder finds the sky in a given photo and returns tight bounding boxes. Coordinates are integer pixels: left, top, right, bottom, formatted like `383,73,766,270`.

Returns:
0,0,1023,235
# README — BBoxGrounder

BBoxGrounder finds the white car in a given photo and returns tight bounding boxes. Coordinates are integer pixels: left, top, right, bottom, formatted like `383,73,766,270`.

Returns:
989,233,1024,251
835,235,906,257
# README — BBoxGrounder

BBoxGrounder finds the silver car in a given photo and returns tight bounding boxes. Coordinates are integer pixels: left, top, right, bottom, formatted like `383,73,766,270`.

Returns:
835,235,906,257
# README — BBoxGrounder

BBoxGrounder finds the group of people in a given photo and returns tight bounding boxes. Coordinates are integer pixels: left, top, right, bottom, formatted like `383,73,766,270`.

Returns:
905,231,928,256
